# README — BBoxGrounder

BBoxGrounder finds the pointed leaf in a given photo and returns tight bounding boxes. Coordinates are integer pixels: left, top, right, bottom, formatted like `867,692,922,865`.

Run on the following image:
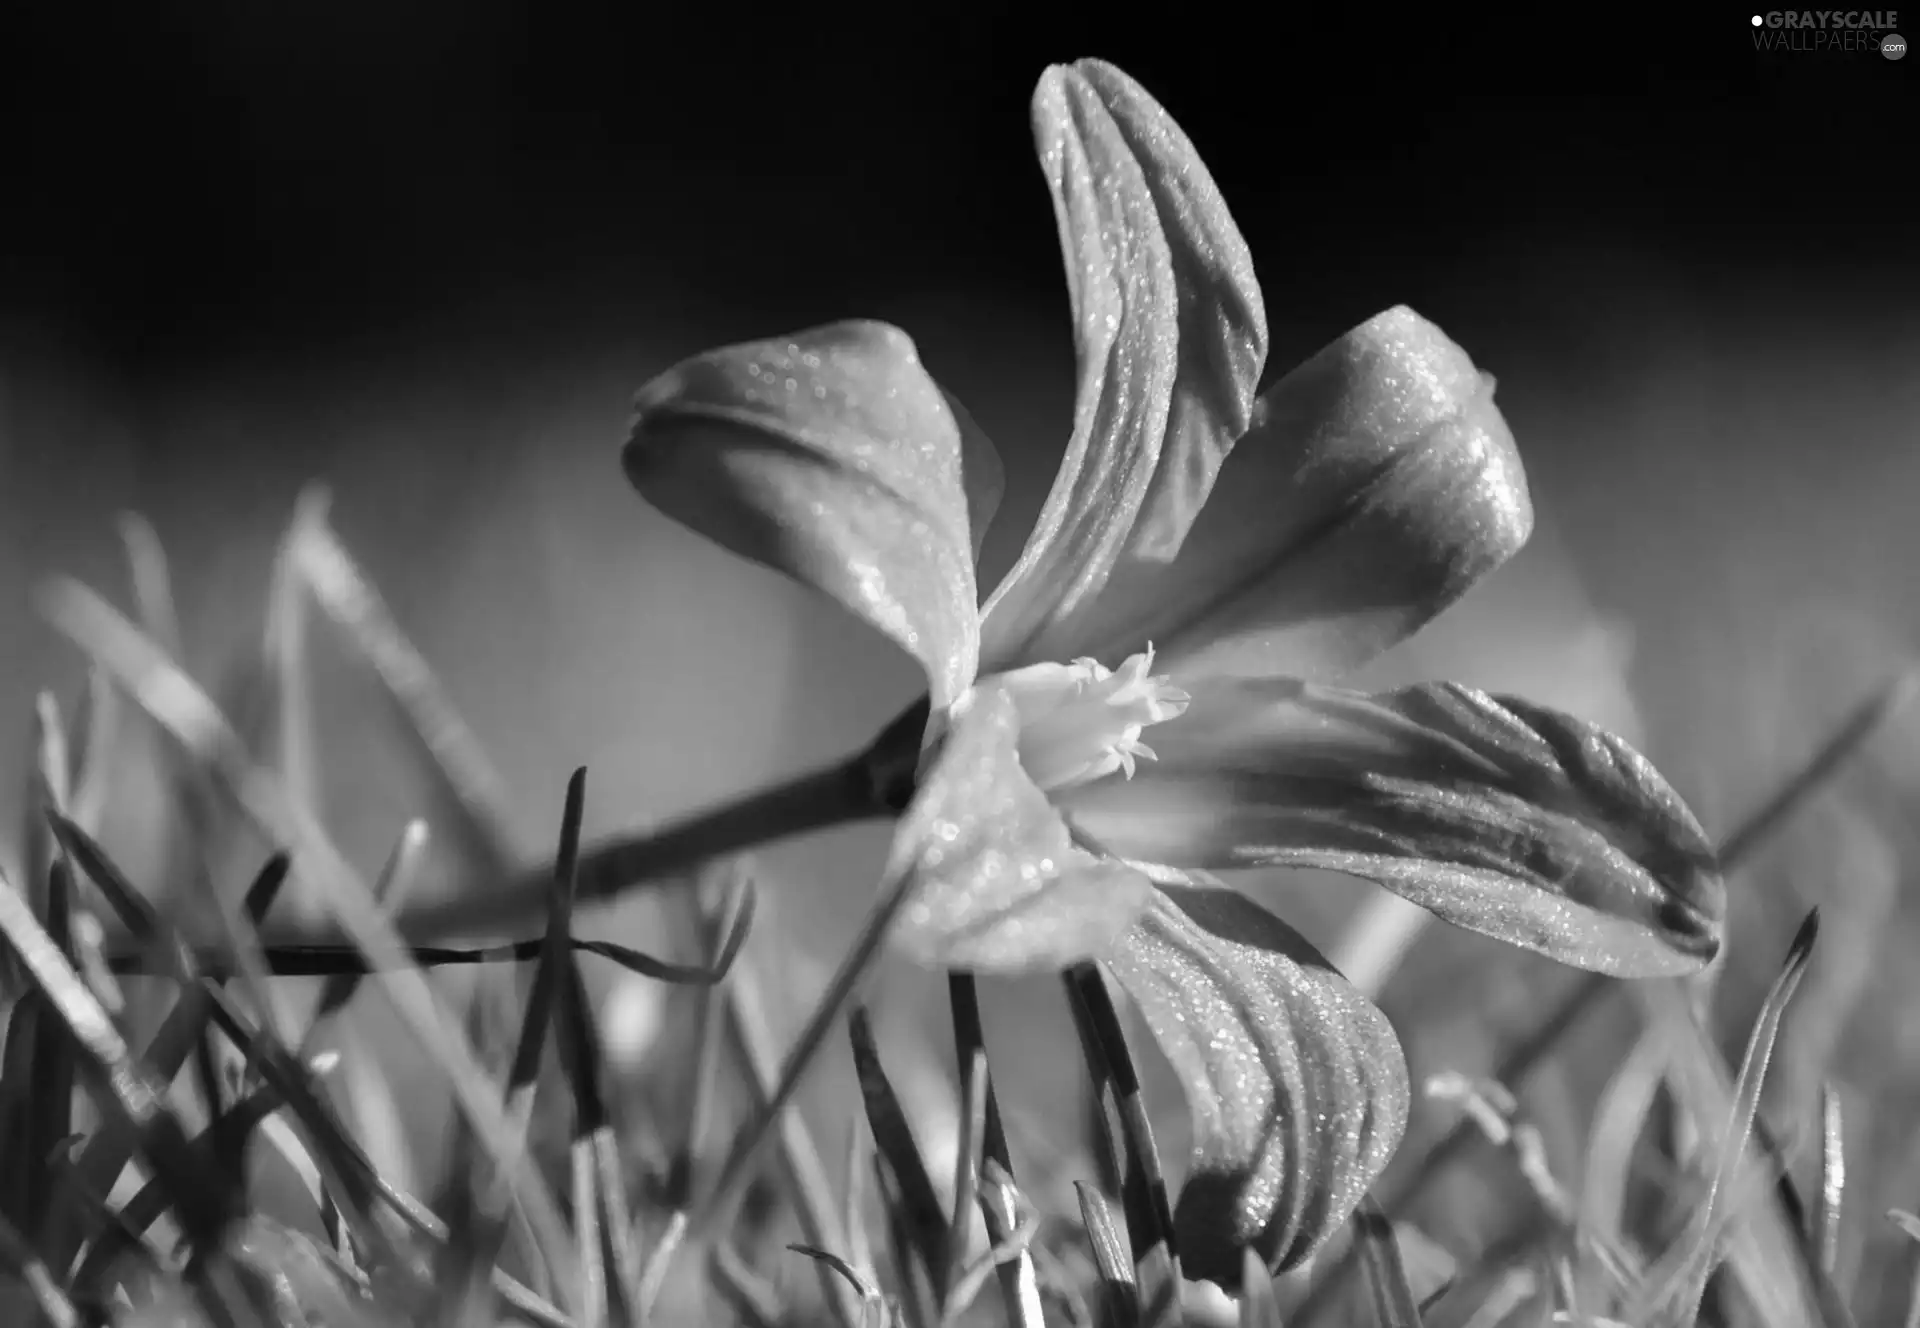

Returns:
1102,876,1409,1287
889,685,1155,973
1069,678,1724,977
626,320,986,709
981,60,1266,667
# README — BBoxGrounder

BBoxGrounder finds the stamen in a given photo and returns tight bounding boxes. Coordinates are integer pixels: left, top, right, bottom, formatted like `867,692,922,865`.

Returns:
996,645,1190,794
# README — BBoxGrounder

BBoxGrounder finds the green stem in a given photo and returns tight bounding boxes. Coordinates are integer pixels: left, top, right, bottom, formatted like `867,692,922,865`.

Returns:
95,751,881,966
397,753,879,944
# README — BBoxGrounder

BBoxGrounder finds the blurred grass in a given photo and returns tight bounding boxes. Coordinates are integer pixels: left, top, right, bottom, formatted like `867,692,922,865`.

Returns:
3,261,1920,1324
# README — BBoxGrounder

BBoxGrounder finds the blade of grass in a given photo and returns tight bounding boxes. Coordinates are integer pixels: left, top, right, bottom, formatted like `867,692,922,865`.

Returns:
290,490,518,875
1064,962,1179,1295
1354,1195,1422,1328
262,487,319,810
0,1209,82,1328
849,1004,949,1296
43,578,586,1312
72,1077,292,1289
844,1118,875,1284
49,820,395,1278
945,1045,989,1289
693,848,926,1246
635,1209,689,1325
709,1240,783,1328
1814,1083,1845,1277
548,772,644,1327
1032,1241,1097,1328
719,942,865,1328
0,864,241,1261
1631,968,1851,1328
941,1175,1044,1328
69,665,117,840
1076,1182,1141,1328
666,867,753,1213
1631,910,1820,1326
297,818,429,1056
947,975,1042,1328
1237,1246,1282,1328
5,697,78,1243
876,1150,941,1328
1890,1211,1920,1328
451,768,598,1320
791,1243,886,1325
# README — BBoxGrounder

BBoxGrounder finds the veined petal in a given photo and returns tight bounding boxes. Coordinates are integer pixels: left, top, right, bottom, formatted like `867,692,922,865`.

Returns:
624,321,990,709
980,60,1267,669
885,683,1154,974
1103,872,1407,1286
1062,307,1532,682
1069,60,1269,560
1067,678,1725,978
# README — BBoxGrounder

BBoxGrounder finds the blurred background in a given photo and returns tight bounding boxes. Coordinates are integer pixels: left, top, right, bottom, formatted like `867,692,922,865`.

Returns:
4,7,1917,1322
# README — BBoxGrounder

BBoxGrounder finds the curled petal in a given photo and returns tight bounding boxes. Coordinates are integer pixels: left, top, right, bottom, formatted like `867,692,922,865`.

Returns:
885,683,1154,973
1067,60,1269,559
1068,678,1725,977
624,321,988,709
980,59,1267,669
1103,873,1408,1286
1068,307,1533,681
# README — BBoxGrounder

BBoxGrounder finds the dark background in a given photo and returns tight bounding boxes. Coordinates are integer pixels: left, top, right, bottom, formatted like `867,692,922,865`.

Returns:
4,7,1910,376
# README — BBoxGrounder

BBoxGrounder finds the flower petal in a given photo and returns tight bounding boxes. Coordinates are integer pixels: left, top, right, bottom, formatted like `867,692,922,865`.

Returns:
1067,678,1725,977
1103,873,1408,1286
979,60,1267,669
1065,307,1533,681
885,682,1155,973
624,320,987,709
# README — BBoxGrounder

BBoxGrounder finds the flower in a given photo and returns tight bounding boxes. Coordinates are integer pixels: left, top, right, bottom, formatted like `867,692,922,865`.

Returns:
621,59,1724,1286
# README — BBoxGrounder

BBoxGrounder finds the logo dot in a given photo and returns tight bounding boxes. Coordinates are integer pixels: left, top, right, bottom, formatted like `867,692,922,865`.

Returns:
1751,13,1763,24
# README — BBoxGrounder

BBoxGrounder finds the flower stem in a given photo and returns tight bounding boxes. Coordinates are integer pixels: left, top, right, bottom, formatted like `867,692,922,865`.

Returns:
94,751,883,968
393,754,881,945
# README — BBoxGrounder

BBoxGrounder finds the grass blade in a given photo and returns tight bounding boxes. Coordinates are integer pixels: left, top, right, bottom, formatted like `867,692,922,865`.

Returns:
710,1240,783,1328
848,1004,949,1296
946,1044,989,1292
1064,962,1178,1294
0,1209,82,1328
1076,1182,1141,1328
0,864,241,1261
791,1242,886,1322
1633,909,1820,1326
696,849,926,1248
719,942,864,1328
1814,1082,1845,1277
548,772,644,1326
875,1150,941,1328
291,490,518,872
68,665,118,840
941,1168,1043,1328
636,1208,689,1324
947,974,1042,1328
298,818,429,1052
41,578,586,1313
667,867,753,1209
1354,1195,1423,1328
1237,1246,1283,1328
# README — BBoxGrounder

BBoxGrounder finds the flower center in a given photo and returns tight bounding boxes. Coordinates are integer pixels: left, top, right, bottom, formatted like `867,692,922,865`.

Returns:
992,646,1191,794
